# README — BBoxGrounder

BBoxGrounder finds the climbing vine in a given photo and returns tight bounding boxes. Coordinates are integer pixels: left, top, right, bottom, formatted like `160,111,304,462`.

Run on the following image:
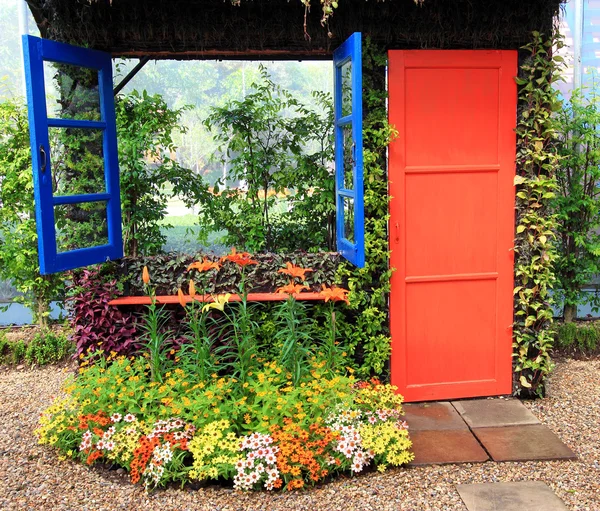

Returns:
336,38,395,377
513,31,563,396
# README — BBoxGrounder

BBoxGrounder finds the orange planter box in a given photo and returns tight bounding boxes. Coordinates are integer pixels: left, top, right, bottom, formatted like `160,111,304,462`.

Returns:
108,292,328,306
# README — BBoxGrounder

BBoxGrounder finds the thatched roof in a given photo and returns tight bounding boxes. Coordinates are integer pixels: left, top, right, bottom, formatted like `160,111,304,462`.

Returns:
26,0,563,59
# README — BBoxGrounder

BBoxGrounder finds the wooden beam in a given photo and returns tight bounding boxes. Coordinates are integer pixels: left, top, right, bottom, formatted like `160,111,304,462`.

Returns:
113,49,332,61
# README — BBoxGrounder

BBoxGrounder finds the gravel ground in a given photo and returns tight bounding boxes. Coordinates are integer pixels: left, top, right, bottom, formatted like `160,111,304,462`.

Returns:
0,359,598,511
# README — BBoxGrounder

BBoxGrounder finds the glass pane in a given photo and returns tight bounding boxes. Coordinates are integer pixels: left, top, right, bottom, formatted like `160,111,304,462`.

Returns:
343,126,354,190
340,60,352,118
44,62,101,121
48,128,105,195
54,201,109,253
343,197,354,244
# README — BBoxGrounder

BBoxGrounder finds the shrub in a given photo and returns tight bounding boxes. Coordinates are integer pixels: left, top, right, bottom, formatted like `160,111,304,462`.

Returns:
68,268,138,359
0,333,26,365
24,329,74,366
555,321,600,355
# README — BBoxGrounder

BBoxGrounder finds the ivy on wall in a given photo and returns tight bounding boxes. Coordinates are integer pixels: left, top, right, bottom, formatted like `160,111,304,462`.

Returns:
513,31,563,397
336,38,395,378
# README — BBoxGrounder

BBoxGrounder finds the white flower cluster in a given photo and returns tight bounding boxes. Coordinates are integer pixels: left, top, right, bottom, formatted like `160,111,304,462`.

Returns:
326,407,409,474
79,430,93,451
142,417,196,489
143,461,165,486
234,433,280,491
332,424,373,473
147,418,194,439
79,427,117,452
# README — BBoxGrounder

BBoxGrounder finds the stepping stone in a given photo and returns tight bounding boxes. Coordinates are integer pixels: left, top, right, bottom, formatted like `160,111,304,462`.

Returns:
457,481,568,511
472,424,577,462
408,429,489,465
402,402,468,431
452,398,540,428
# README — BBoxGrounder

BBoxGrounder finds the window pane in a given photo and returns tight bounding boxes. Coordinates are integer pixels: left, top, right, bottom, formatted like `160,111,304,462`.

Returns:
343,126,354,190
343,196,355,243
44,61,101,121
341,60,352,117
48,127,105,195
54,201,109,253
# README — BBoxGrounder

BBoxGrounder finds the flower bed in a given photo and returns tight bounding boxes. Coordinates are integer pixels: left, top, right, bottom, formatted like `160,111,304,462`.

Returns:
36,358,413,491
38,250,413,491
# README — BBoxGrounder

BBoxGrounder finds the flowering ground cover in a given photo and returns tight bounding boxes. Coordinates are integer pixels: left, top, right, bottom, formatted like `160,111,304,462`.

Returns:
35,251,414,491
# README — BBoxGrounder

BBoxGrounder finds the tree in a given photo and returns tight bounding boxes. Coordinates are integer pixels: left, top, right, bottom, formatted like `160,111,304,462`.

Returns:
200,67,334,252
116,90,204,257
0,99,64,326
554,87,600,322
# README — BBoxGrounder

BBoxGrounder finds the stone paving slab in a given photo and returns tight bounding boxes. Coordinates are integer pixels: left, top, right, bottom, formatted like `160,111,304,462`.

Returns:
402,401,468,431
472,424,577,462
452,398,540,428
408,429,489,465
456,481,568,511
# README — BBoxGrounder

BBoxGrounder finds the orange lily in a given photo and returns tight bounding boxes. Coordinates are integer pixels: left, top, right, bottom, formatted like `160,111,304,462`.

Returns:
187,258,220,272
188,280,196,297
276,281,310,295
320,284,350,304
278,262,313,280
220,247,258,267
177,288,186,308
142,266,150,285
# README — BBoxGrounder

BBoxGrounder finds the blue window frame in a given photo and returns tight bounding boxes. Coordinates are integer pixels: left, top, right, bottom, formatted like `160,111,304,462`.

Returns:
333,32,365,268
22,35,122,274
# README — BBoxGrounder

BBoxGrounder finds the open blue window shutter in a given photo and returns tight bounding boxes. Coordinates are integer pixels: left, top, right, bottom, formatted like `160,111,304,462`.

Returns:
22,35,122,274
333,32,365,268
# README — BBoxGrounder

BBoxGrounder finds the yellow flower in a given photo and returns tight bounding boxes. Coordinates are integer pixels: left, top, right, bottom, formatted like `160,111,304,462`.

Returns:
202,293,231,313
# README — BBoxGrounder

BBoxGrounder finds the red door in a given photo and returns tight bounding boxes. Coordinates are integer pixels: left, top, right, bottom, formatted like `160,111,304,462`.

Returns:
388,50,517,402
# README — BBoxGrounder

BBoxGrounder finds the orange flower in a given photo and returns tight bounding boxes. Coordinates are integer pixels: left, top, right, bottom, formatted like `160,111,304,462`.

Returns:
276,281,309,295
178,288,186,308
187,258,220,272
220,247,258,267
188,280,196,297
142,266,150,285
278,262,313,280
320,284,350,304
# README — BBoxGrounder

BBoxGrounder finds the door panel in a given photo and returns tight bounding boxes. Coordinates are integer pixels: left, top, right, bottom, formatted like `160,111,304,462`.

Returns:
388,50,517,402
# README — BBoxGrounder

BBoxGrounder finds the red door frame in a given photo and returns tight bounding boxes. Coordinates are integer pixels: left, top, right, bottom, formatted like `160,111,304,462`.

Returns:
388,50,517,402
